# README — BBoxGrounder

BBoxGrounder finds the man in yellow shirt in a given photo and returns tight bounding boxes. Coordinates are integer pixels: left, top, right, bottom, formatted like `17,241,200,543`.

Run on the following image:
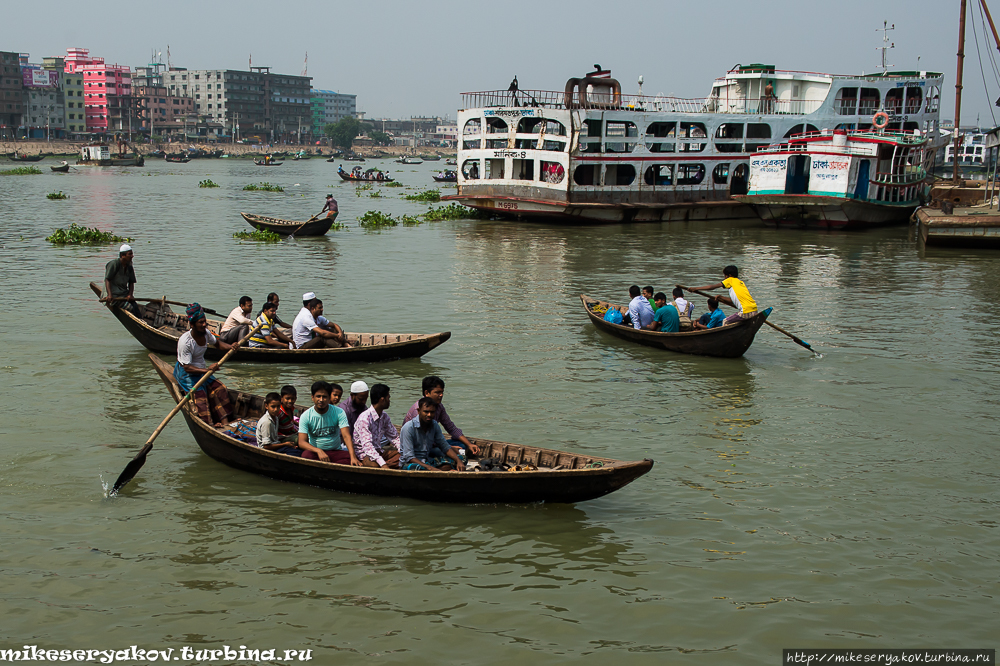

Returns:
689,265,758,324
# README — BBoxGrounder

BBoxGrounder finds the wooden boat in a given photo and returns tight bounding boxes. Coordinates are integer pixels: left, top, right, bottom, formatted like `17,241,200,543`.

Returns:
421,155,442,161
580,294,771,358
89,282,451,364
445,158,457,166
50,162,70,173
77,144,144,167
433,170,458,183
165,154,190,163
9,152,44,162
240,212,338,237
397,156,423,164
337,168,394,182
148,353,653,503
148,149,166,158
342,155,365,162
254,158,283,166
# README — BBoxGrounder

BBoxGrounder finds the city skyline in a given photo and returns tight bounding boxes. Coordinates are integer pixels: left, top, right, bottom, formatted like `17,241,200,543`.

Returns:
7,0,1000,126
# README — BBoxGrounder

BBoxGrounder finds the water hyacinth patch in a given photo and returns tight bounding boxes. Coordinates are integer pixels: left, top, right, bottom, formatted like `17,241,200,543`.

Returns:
404,189,442,202
1,166,43,175
46,191,69,200
384,181,403,187
243,182,284,192
422,203,484,221
46,223,133,245
233,229,283,242
199,179,220,188
358,211,398,229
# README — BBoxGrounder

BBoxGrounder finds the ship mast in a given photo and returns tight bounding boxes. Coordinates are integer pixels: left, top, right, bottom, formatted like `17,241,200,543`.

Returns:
954,0,967,184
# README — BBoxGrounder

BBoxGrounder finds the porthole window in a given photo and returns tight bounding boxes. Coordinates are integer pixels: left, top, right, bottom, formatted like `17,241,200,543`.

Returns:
486,117,507,134
574,164,599,185
463,118,482,135
713,163,730,184
676,164,705,185
604,164,636,186
643,164,673,186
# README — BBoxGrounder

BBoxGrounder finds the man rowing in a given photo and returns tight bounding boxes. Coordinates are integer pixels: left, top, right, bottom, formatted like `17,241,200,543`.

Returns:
319,194,338,218
688,265,758,325
173,303,238,428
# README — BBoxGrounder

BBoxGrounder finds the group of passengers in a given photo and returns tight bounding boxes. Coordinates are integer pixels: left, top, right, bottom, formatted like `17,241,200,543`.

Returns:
218,291,351,349
254,376,479,472
620,265,758,333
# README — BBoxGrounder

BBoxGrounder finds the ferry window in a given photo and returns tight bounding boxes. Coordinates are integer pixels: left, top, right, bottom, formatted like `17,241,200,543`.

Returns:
515,137,537,150
904,87,922,114
715,123,743,139
859,88,881,116
513,158,534,180
604,164,636,186
643,165,673,186
835,123,857,131
486,158,504,179
925,86,940,113
463,139,482,150
903,121,919,132
541,160,565,183
713,163,730,184
486,117,508,134
645,121,676,153
746,123,771,139
582,119,602,137
884,88,903,114
517,117,544,133
464,118,482,135
676,164,705,185
580,141,601,154
679,122,707,152
544,119,567,136
835,87,858,115
783,124,819,138
605,121,637,153
486,138,508,149
462,159,481,179
574,164,599,185
541,140,567,151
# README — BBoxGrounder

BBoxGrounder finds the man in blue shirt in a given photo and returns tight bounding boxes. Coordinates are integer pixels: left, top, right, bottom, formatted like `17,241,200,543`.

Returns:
694,297,726,330
626,285,655,330
399,398,466,471
646,292,680,332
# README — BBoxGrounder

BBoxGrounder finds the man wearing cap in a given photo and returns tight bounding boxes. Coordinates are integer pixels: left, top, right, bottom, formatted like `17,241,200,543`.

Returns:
337,380,370,436
292,295,350,349
104,244,138,315
174,303,237,428
319,194,338,218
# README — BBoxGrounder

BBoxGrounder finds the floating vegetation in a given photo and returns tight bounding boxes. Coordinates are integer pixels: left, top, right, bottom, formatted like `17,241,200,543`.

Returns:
405,189,442,202
233,229,283,242
358,211,398,229
243,182,284,192
422,203,482,221
368,189,383,198
46,223,133,245
199,179,220,188
1,166,43,176
384,181,403,187
400,215,423,227
329,222,350,231
355,183,373,196
46,191,69,200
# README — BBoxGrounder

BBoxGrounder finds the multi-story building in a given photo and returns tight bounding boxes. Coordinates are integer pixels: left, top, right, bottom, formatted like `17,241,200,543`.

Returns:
0,50,24,139
43,56,85,136
64,47,134,135
260,68,312,143
134,84,195,138
21,64,65,139
175,68,266,141
311,89,358,135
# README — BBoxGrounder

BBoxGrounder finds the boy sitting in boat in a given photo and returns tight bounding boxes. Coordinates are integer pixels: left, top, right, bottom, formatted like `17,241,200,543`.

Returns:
298,381,357,464
399,398,466,471
278,385,299,439
174,303,238,428
352,384,401,468
672,287,691,318
221,296,254,344
404,376,481,456
248,301,295,348
644,292,679,333
643,286,656,312
256,392,301,456
688,265,758,324
693,297,726,330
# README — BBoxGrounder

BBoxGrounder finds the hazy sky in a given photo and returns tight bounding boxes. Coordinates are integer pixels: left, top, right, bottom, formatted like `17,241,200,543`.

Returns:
9,0,1000,126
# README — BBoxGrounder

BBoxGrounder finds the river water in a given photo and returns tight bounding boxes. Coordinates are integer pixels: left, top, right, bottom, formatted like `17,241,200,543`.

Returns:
1,158,997,664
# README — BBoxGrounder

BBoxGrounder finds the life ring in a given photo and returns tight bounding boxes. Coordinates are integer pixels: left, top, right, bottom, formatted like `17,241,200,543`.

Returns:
872,112,890,129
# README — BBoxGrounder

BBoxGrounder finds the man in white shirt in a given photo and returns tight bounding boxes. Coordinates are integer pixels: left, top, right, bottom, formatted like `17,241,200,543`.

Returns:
292,298,350,349
627,285,654,330
220,296,253,343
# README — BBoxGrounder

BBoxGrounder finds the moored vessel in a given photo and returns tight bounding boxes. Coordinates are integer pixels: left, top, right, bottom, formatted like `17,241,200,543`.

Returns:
77,144,144,167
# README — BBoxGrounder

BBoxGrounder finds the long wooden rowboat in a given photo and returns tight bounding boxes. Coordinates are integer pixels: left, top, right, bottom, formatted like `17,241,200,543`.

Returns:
240,212,337,236
89,282,450,363
580,294,771,358
253,159,283,166
148,353,653,503
337,170,394,182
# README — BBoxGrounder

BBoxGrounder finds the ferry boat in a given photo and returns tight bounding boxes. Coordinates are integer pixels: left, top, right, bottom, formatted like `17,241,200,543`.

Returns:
77,144,144,167
446,65,943,222
734,128,930,227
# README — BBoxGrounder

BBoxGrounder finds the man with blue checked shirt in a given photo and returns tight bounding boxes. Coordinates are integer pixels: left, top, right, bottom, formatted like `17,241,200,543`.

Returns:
399,398,465,471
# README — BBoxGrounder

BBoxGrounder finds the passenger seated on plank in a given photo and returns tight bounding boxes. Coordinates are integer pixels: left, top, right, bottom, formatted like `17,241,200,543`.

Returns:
399,398,466,471
671,287,691,318
298,381,357,464
693,297,726,330
404,375,480,455
625,285,655,330
173,303,237,428
264,292,291,329
277,385,299,438
292,298,350,349
248,301,295,348
220,296,253,344
256,392,302,456
352,383,401,468
337,380,369,437
643,286,656,312
645,292,679,333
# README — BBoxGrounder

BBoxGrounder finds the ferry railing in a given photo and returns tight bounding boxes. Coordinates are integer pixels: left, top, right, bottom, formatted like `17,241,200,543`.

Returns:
461,90,823,115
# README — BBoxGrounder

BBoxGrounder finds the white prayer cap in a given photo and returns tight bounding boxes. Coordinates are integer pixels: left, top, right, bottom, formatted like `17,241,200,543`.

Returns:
350,381,369,394
302,292,316,301
119,244,132,253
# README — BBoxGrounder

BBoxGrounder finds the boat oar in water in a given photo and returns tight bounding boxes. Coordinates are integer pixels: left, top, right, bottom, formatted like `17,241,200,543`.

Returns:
109,320,265,495
287,213,321,240
676,284,818,355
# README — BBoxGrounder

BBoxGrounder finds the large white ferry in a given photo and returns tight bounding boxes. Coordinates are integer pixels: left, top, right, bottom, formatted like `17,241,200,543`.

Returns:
446,65,943,222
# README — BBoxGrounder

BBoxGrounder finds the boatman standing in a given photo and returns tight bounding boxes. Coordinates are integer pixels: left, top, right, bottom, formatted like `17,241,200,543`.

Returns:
319,194,338,218
104,243,138,315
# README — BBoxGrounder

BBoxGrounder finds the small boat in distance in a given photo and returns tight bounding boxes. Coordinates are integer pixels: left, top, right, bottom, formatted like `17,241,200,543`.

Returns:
50,161,70,173
580,295,771,358
89,282,451,364
337,166,394,182
397,156,423,164
9,152,44,162
734,128,931,228
77,144,144,167
147,353,653,503
433,170,458,183
165,153,190,163
445,158,458,166
254,157,283,166
241,212,338,237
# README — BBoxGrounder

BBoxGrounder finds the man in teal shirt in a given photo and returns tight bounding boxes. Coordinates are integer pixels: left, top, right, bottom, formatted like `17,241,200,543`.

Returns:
646,292,679,332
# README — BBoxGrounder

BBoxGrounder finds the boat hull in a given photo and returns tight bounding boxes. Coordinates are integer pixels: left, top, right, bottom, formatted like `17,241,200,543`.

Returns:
916,207,1000,248
50,164,70,173
337,172,394,182
149,354,653,504
77,157,144,167
90,282,451,364
444,194,754,223
581,295,770,358
736,194,916,228
241,212,336,236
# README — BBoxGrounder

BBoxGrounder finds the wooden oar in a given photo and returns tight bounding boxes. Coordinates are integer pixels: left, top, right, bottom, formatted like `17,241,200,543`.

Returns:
287,213,321,239
676,284,818,354
100,296,222,317
110,320,265,495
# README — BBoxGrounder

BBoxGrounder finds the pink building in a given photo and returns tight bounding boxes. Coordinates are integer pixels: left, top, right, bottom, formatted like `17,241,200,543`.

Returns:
64,47,132,134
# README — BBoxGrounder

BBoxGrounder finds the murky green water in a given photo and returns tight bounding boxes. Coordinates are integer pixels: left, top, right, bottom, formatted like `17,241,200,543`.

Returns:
1,158,998,664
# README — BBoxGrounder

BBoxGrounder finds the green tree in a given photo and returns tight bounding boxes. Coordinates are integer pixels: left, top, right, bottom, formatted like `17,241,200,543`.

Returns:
369,130,393,146
325,117,362,150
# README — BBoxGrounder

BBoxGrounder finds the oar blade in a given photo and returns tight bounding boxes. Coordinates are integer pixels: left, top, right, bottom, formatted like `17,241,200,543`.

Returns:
111,443,153,495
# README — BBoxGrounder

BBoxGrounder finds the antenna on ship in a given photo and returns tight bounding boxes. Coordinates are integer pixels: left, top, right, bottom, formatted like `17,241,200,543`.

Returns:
876,21,895,73
637,75,644,96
